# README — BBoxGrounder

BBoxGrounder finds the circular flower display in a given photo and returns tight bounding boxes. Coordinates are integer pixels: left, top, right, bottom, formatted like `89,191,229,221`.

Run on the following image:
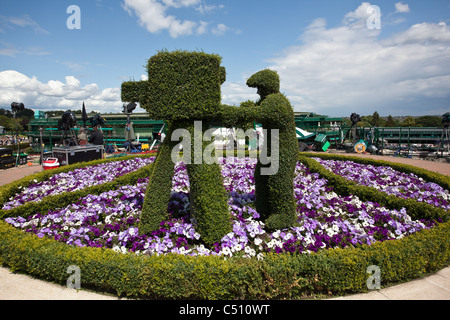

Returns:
5,157,440,259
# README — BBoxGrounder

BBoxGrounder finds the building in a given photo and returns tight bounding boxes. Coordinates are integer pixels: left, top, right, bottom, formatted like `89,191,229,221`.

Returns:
27,112,165,152
27,110,345,152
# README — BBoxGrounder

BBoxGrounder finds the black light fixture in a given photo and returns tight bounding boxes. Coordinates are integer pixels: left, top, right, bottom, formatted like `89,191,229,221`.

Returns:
11,102,25,114
122,102,137,114
350,113,361,126
442,112,450,129
90,114,106,127
57,111,79,146
59,111,78,131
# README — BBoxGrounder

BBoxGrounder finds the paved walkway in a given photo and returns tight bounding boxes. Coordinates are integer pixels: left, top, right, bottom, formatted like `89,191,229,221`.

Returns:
0,159,449,300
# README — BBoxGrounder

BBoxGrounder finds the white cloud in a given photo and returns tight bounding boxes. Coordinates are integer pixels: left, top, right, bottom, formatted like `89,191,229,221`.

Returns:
395,2,410,13
212,23,227,36
122,0,228,37
0,70,122,113
0,14,49,34
0,42,19,57
343,2,377,27
196,21,209,35
222,2,450,116
0,42,50,57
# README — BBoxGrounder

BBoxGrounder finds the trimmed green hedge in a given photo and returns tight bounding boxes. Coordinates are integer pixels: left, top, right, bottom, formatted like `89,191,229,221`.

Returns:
254,92,298,231
121,80,148,105
122,50,224,121
0,217,448,299
0,152,449,299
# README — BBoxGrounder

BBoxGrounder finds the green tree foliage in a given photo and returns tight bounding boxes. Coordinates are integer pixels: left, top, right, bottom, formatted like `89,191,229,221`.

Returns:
416,115,442,127
385,115,397,127
401,116,416,127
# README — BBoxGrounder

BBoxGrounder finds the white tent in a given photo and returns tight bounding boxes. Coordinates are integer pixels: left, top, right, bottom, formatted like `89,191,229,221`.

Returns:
295,127,315,140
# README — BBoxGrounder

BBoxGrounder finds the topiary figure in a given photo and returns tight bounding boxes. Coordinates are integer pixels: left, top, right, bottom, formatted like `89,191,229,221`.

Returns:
217,69,298,230
121,50,231,246
246,69,298,230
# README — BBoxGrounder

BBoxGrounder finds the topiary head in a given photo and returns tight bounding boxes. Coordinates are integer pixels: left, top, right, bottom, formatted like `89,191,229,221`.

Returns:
246,69,280,101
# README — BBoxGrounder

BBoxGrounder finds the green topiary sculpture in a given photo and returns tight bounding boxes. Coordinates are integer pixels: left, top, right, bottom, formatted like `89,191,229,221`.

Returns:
246,69,298,230
122,50,231,245
122,51,298,245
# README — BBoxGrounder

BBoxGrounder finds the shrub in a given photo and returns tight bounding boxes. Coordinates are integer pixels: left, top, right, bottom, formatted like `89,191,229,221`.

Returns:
122,51,232,245
122,50,224,121
0,216,448,299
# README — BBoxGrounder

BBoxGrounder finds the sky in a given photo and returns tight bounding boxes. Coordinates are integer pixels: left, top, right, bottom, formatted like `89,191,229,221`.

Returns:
0,0,449,117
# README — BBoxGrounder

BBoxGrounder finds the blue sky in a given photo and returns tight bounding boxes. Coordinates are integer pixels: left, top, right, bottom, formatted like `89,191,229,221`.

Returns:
0,0,449,117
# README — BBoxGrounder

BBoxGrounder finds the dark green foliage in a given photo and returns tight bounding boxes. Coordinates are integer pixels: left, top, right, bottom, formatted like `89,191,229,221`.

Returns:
183,122,232,245
246,70,298,230
121,81,148,105
246,69,280,101
122,51,232,245
143,50,223,121
138,126,177,235
216,69,299,230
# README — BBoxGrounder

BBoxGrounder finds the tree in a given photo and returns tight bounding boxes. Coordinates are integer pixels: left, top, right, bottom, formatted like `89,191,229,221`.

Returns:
385,115,397,127
372,111,380,127
0,108,13,118
401,116,416,127
416,115,441,127
0,115,15,131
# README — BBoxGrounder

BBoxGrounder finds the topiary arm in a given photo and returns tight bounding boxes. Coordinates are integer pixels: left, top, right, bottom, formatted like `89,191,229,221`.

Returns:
216,103,261,128
121,80,149,103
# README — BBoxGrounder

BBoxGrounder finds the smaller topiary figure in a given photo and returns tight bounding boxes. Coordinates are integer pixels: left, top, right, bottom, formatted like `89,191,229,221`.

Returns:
246,69,298,230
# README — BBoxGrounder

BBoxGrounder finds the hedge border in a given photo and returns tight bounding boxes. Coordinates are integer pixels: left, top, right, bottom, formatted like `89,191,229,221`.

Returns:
0,153,449,299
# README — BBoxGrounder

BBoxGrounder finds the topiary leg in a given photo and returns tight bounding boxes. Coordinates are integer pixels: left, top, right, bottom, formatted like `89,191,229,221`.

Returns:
185,122,232,246
139,128,176,235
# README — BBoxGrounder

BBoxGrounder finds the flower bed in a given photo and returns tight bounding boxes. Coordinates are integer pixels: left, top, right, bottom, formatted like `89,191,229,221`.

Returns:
0,153,448,299
2,157,155,210
4,157,439,259
314,158,450,210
